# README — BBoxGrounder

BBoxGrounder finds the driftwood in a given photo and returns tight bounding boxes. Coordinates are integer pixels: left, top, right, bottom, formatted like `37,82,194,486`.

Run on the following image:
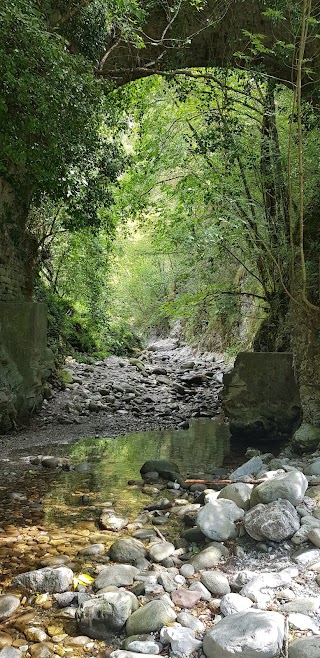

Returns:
185,478,265,485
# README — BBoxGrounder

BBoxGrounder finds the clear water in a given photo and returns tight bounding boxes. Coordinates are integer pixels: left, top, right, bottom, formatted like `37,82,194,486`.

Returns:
44,417,231,525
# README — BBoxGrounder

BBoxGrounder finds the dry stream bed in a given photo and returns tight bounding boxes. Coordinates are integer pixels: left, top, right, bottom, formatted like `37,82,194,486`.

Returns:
0,341,320,658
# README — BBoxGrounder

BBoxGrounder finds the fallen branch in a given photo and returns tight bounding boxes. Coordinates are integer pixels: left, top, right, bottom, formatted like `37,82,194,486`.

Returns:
185,478,264,485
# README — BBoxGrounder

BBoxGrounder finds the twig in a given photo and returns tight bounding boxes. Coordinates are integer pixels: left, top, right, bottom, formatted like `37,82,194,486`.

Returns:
153,526,166,541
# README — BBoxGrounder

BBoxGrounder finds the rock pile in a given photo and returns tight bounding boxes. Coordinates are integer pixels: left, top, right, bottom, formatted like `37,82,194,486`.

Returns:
6,448,320,658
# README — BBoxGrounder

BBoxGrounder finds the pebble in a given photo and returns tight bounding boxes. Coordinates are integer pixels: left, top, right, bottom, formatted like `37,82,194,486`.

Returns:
0,596,20,620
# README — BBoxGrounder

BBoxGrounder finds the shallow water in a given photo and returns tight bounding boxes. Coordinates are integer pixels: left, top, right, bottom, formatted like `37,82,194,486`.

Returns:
0,419,231,580
44,417,231,526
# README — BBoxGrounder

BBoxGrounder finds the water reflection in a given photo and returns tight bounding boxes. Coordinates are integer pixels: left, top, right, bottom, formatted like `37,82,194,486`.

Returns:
44,418,230,525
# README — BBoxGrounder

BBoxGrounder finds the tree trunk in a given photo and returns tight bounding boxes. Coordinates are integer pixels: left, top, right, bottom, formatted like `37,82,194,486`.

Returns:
291,302,320,451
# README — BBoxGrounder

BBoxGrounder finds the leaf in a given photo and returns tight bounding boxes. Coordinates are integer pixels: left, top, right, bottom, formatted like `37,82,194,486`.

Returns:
73,573,94,588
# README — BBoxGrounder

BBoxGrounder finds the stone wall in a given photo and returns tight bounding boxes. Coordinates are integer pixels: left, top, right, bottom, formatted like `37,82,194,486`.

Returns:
0,254,29,302
0,302,53,432
222,352,302,440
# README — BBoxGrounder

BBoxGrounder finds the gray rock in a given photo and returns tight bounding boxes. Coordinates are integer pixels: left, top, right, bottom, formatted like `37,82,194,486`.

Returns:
292,547,320,566
54,592,76,608
177,612,205,632
281,597,320,613
127,640,160,654
149,541,175,563
305,459,320,476
94,565,139,589
220,593,253,616
189,581,212,601
190,544,229,570
250,471,308,507
307,527,320,547
157,572,177,593
229,457,264,480
12,567,74,593
203,609,285,658
289,636,320,658
76,590,138,640
109,539,148,568
244,499,300,542
160,626,202,655
0,649,22,658
218,483,252,511
179,564,195,578
200,571,230,596
100,511,129,531
126,600,176,636
197,499,244,541
0,595,20,620
292,423,320,453
240,569,297,603
287,613,320,632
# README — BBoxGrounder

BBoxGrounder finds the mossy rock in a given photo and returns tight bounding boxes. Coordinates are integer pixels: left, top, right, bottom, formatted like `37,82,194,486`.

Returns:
292,423,320,453
58,369,73,385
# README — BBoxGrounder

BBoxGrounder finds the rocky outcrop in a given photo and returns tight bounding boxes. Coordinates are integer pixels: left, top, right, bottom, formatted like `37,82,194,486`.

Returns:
222,352,301,439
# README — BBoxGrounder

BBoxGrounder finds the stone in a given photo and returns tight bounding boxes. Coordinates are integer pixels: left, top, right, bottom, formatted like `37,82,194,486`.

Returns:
12,567,74,593
108,539,148,568
126,600,176,636
94,566,139,589
171,589,202,608
305,459,320,476
308,527,320,547
177,612,205,632
289,637,320,658
197,499,244,541
127,641,160,654
281,597,320,613
179,564,195,578
220,593,253,616
25,627,48,642
157,572,177,593
189,582,212,601
292,423,320,453
100,511,129,531
229,457,264,480
122,634,154,650
222,352,301,439
0,633,12,649
76,590,138,640
287,613,320,632
244,499,300,542
292,547,320,566
250,471,308,507
148,542,175,563
200,571,230,596
203,609,285,658
140,460,180,480
0,649,22,658
240,569,297,603
218,483,252,510
54,592,76,608
190,544,229,570
160,626,202,655
0,596,20,620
